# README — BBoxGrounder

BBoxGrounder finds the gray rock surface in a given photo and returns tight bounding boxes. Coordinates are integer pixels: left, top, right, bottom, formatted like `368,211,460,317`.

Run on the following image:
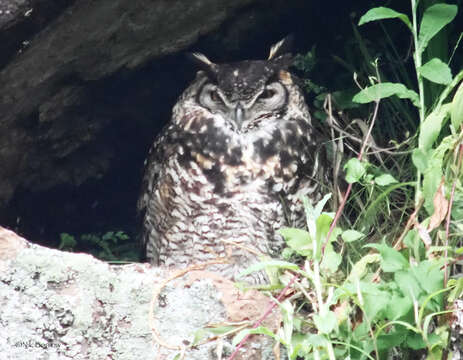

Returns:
0,227,283,359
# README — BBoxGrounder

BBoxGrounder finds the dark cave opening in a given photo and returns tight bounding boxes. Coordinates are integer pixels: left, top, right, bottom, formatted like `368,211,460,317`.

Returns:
1,53,197,256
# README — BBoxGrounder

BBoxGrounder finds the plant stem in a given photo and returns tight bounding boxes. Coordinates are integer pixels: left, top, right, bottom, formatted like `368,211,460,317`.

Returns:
322,99,381,255
444,142,463,287
411,0,426,205
227,274,298,360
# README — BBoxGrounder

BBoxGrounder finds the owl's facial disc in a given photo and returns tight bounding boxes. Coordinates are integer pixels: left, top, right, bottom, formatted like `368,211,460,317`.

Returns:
198,80,287,132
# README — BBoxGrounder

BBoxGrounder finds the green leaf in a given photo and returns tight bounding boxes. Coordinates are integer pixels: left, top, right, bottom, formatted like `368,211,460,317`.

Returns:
191,328,208,346
395,270,423,300
345,254,381,283
232,326,279,346
116,231,130,241
448,278,463,302
279,228,312,256
302,194,333,242
102,231,115,242
59,233,77,250
412,148,429,172
352,321,370,340
358,7,412,30
376,327,408,350
451,80,463,131
353,82,419,107
418,104,451,151
316,213,335,244
385,293,413,320
406,333,427,350
418,58,452,85
367,243,408,272
314,193,332,219
237,260,299,278
374,173,398,186
363,289,390,320
204,326,236,335
303,334,329,348
418,4,458,55
321,242,342,273
280,299,295,345
341,229,365,243
289,334,306,357
412,260,444,302
399,88,421,108
344,158,366,183
422,135,454,213
313,311,337,334
403,229,424,262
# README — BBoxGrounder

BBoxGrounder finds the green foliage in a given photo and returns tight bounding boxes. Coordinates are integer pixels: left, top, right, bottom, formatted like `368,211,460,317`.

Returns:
226,1,462,359
234,195,455,360
358,7,412,30
353,0,463,217
418,58,452,85
352,82,420,107
293,46,327,97
451,80,463,131
344,158,366,184
417,4,458,56
59,231,139,262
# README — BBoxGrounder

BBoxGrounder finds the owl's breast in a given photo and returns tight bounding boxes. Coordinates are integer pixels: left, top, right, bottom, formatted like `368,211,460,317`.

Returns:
152,153,286,267
174,107,312,195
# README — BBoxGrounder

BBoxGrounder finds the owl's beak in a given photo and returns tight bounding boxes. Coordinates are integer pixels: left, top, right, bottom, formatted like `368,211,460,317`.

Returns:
234,104,244,127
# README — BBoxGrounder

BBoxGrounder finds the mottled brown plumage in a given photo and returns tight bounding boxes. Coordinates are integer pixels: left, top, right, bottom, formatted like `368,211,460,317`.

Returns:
138,39,324,282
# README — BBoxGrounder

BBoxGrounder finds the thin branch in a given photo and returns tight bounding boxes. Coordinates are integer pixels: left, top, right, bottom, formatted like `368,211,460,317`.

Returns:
324,94,342,208
393,197,424,250
325,118,412,155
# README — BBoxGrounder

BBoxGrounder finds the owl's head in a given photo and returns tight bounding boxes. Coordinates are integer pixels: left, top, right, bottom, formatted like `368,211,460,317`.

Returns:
190,38,296,132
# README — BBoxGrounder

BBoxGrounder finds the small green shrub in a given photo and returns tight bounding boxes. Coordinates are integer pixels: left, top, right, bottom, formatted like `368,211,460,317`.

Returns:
233,195,461,359
59,230,139,263
225,1,463,359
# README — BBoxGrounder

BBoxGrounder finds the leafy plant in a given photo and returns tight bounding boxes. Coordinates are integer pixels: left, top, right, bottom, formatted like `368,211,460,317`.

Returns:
223,2,463,359
59,230,139,262
355,2,462,211
231,195,458,360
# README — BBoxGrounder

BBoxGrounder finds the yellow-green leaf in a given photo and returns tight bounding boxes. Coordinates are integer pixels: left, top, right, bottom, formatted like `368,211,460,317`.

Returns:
353,82,419,107
418,104,451,151
451,81,463,131
418,4,458,55
341,230,365,243
344,158,366,184
358,7,412,30
418,58,452,85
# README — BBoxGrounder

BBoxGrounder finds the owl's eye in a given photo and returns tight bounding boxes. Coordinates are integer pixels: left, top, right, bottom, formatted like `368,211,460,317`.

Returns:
260,88,276,99
210,90,221,102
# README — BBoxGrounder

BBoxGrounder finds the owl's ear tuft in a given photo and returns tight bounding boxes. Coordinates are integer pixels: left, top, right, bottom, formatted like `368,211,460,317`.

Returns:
271,53,294,70
268,35,294,60
188,52,218,79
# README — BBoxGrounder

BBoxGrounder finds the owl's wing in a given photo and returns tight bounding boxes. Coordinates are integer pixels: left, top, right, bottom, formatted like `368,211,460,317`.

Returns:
137,134,164,217
284,136,329,229
137,122,180,244
137,122,180,264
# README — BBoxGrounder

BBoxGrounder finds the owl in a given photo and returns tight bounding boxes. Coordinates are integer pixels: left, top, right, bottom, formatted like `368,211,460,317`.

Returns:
138,38,324,283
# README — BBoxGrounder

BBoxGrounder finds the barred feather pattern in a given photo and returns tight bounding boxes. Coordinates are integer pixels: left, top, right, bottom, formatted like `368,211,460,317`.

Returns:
138,64,323,283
